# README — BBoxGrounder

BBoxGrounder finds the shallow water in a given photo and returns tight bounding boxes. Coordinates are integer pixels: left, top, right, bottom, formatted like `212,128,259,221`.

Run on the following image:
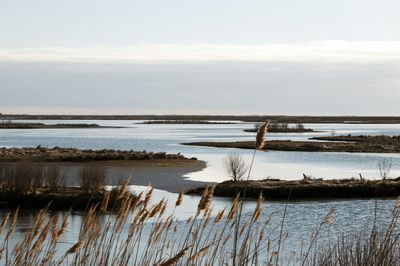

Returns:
0,186,396,264
1,120,400,182
1,120,399,262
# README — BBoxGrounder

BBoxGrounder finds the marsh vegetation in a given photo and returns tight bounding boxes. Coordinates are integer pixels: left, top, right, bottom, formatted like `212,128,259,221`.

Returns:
0,183,399,265
244,122,314,133
184,134,400,154
0,119,399,265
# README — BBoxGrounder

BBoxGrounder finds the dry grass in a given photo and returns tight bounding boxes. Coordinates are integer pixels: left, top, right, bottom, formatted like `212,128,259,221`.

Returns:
0,186,398,265
0,119,399,265
0,147,187,162
0,185,272,265
79,165,107,193
305,201,400,266
0,183,281,265
45,166,65,192
0,161,112,209
0,161,107,195
0,162,67,194
189,178,400,199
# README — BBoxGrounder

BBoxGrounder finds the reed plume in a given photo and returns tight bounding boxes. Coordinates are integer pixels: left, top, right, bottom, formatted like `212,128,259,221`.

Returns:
190,245,210,260
227,194,240,221
255,121,269,149
159,246,190,266
66,242,82,254
0,214,10,236
175,191,183,207
57,212,70,238
252,193,264,222
100,190,110,213
5,208,18,241
324,208,335,225
215,208,226,224
197,186,214,214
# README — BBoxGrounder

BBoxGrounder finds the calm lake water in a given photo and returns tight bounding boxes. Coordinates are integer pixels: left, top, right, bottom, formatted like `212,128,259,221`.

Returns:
0,120,399,262
1,120,400,182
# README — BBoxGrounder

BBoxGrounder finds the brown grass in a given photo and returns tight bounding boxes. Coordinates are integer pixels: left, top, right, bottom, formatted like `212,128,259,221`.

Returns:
0,186,397,265
0,161,121,210
188,178,400,199
0,147,189,162
79,165,107,193
0,118,399,264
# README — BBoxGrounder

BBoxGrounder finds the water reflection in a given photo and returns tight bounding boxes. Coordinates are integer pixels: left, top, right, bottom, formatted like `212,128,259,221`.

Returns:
1,120,399,183
0,120,399,262
0,187,396,263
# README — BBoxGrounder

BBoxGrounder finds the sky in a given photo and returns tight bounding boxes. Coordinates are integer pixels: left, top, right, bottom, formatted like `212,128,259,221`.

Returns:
1,0,400,115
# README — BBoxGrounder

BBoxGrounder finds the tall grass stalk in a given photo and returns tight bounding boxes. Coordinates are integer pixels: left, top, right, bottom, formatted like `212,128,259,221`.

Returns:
233,120,269,265
0,186,398,265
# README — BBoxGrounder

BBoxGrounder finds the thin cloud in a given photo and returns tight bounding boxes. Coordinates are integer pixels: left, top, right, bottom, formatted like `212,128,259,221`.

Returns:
1,41,400,63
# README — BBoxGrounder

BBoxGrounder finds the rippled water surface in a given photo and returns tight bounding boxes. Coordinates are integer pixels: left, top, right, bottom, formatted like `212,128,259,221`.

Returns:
1,120,400,182
1,120,399,261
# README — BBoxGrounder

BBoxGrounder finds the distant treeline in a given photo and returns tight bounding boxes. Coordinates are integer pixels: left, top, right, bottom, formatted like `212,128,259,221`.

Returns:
3,114,400,124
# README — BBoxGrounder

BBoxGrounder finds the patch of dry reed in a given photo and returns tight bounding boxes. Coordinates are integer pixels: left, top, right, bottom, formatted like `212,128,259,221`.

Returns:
0,185,398,265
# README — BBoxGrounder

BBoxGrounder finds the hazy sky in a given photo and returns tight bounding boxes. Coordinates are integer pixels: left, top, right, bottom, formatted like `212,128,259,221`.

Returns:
1,0,400,115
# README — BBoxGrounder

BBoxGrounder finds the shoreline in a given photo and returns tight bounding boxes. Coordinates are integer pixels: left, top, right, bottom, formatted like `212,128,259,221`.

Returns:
187,178,400,200
0,122,124,129
0,159,209,209
0,146,192,162
244,128,315,133
183,136,400,153
54,159,209,192
137,120,237,125
1,159,209,193
0,146,210,205
4,114,400,124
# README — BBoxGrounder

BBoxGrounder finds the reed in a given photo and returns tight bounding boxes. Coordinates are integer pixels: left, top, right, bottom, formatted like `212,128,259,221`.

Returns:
304,199,400,266
0,186,398,265
0,161,64,193
0,123,399,265
0,184,266,265
79,165,107,193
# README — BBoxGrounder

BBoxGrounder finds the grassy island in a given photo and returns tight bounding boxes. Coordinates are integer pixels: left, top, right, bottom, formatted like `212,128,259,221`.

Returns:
0,146,199,209
183,134,400,153
244,122,315,133
0,146,191,162
187,178,400,200
0,122,122,129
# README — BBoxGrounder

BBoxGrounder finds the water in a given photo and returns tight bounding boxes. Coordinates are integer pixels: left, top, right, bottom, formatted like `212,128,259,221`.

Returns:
0,186,396,264
1,120,400,182
0,120,399,262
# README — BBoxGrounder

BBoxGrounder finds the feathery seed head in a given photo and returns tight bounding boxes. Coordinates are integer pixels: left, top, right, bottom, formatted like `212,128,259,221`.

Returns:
175,191,184,207
324,208,335,225
255,121,269,150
